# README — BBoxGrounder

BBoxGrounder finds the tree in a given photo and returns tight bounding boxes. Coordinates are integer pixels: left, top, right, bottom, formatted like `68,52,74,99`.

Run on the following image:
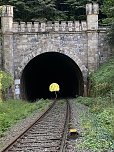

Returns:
63,0,103,21
0,0,59,21
101,0,114,47
101,0,114,24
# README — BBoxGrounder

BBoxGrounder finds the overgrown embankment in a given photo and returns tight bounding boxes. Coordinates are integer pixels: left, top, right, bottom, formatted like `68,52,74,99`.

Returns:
76,58,114,152
0,99,52,138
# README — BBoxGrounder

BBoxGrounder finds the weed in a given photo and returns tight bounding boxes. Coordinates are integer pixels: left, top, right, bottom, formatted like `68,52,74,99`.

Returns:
0,99,52,137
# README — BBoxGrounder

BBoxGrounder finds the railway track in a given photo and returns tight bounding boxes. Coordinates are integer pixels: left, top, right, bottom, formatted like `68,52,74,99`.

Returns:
1,99,70,152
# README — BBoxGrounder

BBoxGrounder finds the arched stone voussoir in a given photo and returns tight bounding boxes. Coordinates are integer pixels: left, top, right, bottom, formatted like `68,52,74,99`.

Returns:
16,49,85,79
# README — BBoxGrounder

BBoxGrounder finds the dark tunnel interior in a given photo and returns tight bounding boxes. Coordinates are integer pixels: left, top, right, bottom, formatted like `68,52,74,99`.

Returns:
21,52,84,101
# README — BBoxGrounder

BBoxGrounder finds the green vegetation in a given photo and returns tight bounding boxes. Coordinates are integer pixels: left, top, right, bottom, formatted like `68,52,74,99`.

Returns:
90,58,114,97
102,0,114,24
0,99,52,137
76,58,114,151
101,0,114,47
0,71,13,102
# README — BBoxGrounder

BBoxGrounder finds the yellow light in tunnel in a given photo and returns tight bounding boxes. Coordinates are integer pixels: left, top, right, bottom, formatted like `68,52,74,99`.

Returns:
49,83,60,92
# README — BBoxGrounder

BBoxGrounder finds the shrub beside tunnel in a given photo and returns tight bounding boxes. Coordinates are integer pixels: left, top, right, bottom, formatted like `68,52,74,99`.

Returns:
20,52,84,101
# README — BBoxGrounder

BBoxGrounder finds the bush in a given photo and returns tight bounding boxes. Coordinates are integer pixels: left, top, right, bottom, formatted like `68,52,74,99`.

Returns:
89,58,114,97
0,71,13,101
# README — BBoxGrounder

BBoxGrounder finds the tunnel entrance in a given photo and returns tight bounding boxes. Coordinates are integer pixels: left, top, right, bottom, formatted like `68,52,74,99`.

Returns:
21,52,84,101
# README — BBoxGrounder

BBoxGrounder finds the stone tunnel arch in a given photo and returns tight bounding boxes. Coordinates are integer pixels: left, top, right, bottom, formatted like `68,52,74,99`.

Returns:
20,52,84,101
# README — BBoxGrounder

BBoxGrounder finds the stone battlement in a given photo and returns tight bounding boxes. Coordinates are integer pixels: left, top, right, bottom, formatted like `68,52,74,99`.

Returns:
13,21,88,33
0,3,99,33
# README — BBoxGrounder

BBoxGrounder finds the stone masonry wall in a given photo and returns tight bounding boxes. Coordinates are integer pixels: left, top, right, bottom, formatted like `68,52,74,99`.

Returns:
13,31,88,80
13,28,110,77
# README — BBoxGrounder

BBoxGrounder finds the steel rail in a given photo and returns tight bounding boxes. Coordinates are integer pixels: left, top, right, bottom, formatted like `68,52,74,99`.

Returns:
59,99,70,152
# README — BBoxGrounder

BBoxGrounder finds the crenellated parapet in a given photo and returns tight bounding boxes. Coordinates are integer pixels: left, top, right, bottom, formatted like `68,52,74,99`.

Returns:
0,3,99,33
11,3,98,33
13,21,87,33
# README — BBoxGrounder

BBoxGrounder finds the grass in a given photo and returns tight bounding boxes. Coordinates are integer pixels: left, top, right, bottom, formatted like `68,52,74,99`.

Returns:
0,99,52,137
76,97,114,152
75,57,114,151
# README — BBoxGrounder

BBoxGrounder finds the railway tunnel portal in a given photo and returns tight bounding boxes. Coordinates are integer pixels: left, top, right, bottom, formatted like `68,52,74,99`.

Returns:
0,4,111,100
21,52,84,101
